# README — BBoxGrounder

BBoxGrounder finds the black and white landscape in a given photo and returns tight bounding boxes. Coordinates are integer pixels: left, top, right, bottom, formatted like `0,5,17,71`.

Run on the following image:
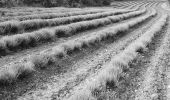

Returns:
0,0,170,100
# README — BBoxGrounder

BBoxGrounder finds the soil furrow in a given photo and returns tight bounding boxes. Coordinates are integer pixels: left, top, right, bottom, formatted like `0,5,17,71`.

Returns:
16,8,161,100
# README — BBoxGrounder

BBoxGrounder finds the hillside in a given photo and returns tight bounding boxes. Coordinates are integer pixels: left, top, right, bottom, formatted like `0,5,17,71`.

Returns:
0,0,170,100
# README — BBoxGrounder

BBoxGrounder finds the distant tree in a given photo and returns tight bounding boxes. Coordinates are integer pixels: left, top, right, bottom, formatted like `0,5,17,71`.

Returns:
43,0,52,7
54,0,64,6
103,0,111,5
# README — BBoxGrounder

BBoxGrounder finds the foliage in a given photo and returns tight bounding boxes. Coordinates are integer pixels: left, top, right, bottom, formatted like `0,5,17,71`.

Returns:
0,0,111,7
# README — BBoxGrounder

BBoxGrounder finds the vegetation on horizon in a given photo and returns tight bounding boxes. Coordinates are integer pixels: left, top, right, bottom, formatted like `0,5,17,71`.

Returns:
0,0,111,7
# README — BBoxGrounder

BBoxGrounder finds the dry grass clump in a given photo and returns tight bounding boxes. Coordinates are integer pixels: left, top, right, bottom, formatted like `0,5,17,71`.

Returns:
0,9,146,55
0,62,35,84
67,14,168,100
0,8,157,83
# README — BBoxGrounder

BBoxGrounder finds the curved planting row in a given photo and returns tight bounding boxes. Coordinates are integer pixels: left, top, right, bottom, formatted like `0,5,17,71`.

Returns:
0,9,156,83
0,9,147,55
67,14,168,100
3,8,82,17
135,18,169,100
113,1,146,10
4,9,108,21
0,9,133,35
112,1,144,9
0,9,104,22
3,7,92,18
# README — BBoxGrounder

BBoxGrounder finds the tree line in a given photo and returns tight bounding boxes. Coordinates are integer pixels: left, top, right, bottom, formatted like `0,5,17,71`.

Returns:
0,0,111,7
